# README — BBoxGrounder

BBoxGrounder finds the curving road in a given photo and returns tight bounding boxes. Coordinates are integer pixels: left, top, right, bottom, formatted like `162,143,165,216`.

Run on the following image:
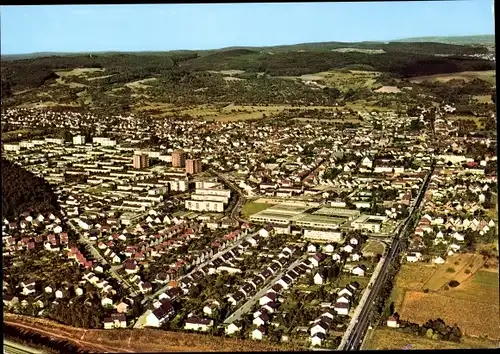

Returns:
342,160,435,350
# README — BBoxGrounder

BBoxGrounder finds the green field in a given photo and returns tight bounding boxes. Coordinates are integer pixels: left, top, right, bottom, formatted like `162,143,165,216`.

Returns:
241,202,273,218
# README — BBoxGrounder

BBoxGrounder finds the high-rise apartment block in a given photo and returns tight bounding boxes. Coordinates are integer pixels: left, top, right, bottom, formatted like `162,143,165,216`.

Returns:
186,159,202,175
172,149,186,168
73,135,86,145
133,153,149,169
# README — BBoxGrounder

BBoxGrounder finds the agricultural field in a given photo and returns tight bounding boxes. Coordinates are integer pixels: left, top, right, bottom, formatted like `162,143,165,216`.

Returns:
125,77,158,89
448,115,485,129
390,254,499,340
409,70,496,86
276,69,381,92
365,328,499,350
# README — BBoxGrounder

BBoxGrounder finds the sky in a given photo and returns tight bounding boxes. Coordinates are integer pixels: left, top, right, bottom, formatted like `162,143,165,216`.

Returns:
0,1,495,54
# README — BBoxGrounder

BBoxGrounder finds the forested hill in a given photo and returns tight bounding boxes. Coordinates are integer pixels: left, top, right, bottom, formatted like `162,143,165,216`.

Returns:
1,159,60,220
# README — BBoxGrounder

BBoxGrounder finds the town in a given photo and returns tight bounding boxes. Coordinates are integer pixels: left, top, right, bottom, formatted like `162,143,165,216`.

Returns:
2,96,496,349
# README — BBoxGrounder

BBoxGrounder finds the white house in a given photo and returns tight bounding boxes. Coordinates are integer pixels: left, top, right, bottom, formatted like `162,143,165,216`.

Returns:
251,326,266,340
314,273,324,285
351,265,366,276
307,244,317,253
184,317,213,332
433,256,445,264
343,245,354,253
311,332,326,347
406,252,422,263
225,322,242,335
387,316,400,328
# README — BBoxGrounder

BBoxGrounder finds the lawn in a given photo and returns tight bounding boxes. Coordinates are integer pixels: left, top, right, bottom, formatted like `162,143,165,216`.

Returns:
361,240,386,256
364,328,499,350
241,201,274,218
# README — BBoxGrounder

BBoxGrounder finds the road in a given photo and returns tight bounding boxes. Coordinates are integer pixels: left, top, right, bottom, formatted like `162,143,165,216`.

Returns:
224,254,307,324
3,340,45,354
209,170,248,224
343,160,435,350
68,219,137,296
141,225,262,305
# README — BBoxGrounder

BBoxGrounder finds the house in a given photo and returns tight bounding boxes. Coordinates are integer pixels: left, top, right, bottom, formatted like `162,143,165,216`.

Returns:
262,301,280,314
323,244,335,253
145,301,175,327
251,326,266,340
309,253,326,267
343,244,354,253
259,292,277,306
184,317,213,332
112,313,127,328
307,244,317,253
103,317,114,330
259,225,274,238
44,286,53,294
433,256,446,264
227,291,245,306
314,273,324,285
336,294,351,304
310,321,329,336
124,259,138,274
116,302,129,314
334,302,350,315
3,295,19,307
406,252,422,263
253,313,269,327
351,265,367,276
203,300,220,316
55,290,64,299
311,332,326,347
101,297,113,307
387,315,400,328
337,287,353,298
351,252,362,262
225,321,242,335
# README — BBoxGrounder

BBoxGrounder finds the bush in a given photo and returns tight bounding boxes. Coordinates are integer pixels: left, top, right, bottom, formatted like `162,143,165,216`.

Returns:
454,261,459,265
423,289,429,293
465,269,471,274
484,264,489,269
449,280,460,287
446,267,456,273
443,285,450,290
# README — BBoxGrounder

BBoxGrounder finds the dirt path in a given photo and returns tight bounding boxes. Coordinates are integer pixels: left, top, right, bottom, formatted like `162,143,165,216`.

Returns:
4,320,134,353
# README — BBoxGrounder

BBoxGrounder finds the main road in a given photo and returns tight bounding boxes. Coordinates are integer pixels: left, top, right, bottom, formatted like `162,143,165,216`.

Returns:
342,160,435,350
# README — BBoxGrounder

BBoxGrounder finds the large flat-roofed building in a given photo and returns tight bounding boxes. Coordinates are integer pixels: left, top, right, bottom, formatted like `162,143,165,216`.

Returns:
312,207,360,221
303,229,344,243
185,186,231,213
351,215,387,233
185,200,225,213
292,214,345,230
196,188,231,198
249,203,312,225
191,194,229,203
